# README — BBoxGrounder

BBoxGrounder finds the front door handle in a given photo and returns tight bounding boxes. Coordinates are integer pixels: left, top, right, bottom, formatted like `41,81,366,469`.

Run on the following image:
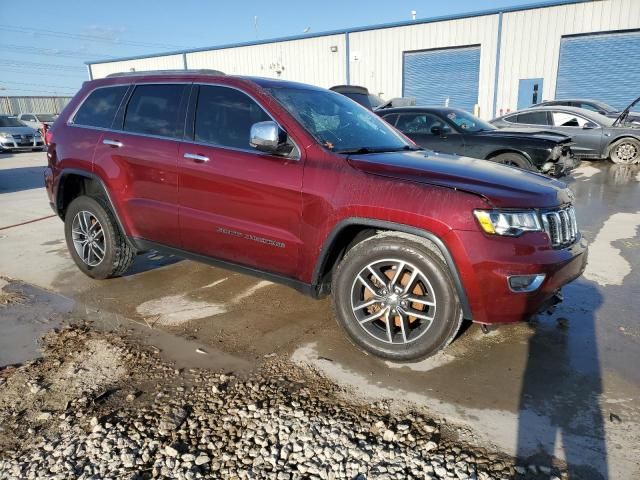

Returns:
184,152,209,163
103,139,123,148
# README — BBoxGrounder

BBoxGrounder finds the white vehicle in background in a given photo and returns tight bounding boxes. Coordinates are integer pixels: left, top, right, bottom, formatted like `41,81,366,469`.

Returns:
18,113,58,135
0,115,45,153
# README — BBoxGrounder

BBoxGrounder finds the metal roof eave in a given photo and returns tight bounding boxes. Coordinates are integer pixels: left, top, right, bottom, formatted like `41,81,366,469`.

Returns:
85,0,591,66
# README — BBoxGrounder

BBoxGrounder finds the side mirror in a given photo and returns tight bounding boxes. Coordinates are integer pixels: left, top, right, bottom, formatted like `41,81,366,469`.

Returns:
250,121,293,155
582,122,598,129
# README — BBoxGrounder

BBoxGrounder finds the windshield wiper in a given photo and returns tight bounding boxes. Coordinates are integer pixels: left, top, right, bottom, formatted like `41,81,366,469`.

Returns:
336,145,423,154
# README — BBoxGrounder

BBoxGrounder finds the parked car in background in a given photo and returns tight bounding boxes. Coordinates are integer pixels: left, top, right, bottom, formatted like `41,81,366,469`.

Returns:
0,115,45,152
330,85,385,111
45,71,587,361
18,113,59,135
532,98,640,125
491,106,640,164
378,107,576,176
330,85,416,111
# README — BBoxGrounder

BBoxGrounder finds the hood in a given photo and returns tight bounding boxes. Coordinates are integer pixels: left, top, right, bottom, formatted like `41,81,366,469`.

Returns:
479,127,570,143
347,150,572,209
0,126,38,135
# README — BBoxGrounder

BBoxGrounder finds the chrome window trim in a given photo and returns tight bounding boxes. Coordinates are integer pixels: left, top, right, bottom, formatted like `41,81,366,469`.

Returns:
190,82,301,161
68,81,301,161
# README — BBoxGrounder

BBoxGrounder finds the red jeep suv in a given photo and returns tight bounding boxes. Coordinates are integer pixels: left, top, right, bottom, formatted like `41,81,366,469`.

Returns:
44,70,588,361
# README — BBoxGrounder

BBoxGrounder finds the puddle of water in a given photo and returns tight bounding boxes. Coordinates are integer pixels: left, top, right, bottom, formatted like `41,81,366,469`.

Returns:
0,282,73,367
584,211,640,286
201,277,228,289
136,294,227,326
231,280,273,304
573,164,601,180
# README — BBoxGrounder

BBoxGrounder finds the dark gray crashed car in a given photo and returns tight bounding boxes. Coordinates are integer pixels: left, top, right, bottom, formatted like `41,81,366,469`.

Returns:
491,106,640,164
532,98,640,125
378,107,576,176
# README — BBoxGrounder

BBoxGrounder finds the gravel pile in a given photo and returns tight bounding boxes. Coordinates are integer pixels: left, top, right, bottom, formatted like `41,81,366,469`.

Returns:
0,326,565,480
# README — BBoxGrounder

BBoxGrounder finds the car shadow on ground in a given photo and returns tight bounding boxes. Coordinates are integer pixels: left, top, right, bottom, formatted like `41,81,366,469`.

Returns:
0,165,47,193
517,280,607,479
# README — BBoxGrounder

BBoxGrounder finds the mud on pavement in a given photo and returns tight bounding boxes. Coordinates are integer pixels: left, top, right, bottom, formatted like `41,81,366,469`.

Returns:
0,321,568,480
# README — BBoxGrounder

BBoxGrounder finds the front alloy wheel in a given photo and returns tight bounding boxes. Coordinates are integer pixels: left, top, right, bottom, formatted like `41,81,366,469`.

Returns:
351,259,437,345
610,138,640,164
332,232,462,361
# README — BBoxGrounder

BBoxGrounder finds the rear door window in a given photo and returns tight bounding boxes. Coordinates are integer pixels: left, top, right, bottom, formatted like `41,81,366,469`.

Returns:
551,112,589,127
193,85,270,149
73,86,129,129
515,111,549,125
123,84,186,138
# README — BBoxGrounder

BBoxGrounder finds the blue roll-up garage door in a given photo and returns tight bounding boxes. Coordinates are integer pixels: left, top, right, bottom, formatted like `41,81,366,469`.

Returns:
403,46,480,112
556,31,640,110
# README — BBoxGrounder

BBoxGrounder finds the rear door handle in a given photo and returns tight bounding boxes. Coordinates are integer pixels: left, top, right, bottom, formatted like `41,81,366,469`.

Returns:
184,153,209,163
103,139,123,148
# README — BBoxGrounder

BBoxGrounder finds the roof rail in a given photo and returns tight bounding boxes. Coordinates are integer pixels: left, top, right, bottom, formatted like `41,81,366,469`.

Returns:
105,69,225,78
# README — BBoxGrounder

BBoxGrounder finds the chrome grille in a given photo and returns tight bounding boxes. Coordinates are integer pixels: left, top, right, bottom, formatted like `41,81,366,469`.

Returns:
541,206,578,247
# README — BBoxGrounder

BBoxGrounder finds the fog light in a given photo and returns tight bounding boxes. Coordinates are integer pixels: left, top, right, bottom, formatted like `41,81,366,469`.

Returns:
508,274,546,293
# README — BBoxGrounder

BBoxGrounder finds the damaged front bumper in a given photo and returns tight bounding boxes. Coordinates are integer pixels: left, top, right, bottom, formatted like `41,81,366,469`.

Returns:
541,152,580,177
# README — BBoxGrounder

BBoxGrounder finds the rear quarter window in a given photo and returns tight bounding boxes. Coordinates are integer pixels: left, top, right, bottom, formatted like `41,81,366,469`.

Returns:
73,86,129,129
514,111,549,125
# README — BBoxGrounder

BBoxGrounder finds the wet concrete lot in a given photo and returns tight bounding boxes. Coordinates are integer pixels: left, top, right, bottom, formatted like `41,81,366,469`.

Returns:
1,152,639,478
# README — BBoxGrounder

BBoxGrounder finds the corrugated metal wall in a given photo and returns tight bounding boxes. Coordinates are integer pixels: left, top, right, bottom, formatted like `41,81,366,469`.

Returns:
556,30,640,110
0,96,72,115
87,0,640,119
90,54,185,79
349,15,499,117
403,46,481,111
496,0,640,114
185,34,346,88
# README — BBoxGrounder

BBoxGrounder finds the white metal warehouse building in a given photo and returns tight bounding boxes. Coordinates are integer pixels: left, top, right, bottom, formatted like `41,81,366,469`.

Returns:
87,0,640,119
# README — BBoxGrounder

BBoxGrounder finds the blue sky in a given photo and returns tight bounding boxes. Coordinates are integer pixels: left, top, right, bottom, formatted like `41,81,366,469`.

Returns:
1,0,538,97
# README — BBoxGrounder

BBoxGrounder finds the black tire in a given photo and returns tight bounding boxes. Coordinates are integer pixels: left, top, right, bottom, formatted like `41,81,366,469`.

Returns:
609,137,640,165
332,232,462,362
64,195,136,279
490,152,536,171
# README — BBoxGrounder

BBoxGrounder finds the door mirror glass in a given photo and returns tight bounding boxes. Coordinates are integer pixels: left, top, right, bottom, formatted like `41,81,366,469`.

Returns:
250,121,293,156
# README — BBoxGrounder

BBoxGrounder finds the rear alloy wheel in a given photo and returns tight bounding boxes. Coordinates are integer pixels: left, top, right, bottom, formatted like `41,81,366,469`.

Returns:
332,233,462,361
609,138,640,164
64,195,136,279
490,152,535,171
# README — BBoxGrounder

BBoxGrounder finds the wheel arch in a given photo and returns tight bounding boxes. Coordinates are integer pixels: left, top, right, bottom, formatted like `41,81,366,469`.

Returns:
56,168,130,241
312,218,473,320
485,148,533,163
606,134,640,155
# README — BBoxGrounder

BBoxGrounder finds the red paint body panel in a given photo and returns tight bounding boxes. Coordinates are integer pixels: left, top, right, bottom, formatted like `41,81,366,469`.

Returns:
45,73,588,325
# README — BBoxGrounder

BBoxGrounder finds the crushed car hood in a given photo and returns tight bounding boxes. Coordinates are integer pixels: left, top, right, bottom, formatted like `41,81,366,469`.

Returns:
477,128,571,143
347,150,572,209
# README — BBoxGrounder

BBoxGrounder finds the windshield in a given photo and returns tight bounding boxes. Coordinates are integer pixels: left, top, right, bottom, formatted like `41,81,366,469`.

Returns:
266,87,411,153
0,116,25,127
443,109,495,132
36,114,57,122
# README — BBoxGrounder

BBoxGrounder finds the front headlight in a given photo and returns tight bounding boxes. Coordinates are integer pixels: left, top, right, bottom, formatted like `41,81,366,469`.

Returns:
474,209,542,236
550,145,562,159
0,131,11,139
